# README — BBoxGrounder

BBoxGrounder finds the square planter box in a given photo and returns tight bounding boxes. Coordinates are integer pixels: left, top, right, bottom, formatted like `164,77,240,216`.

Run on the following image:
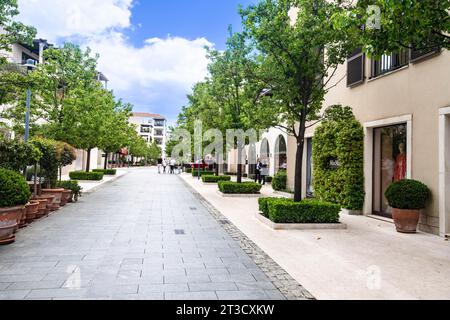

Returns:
255,212,347,230
217,191,262,198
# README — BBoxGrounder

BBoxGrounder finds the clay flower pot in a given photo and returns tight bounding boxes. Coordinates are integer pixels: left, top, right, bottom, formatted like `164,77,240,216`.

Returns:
18,207,27,229
392,208,420,233
25,201,40,224
60,190,72,207
0,206,24,245
41,188,64,211
33,198,49,219
34,195,55,216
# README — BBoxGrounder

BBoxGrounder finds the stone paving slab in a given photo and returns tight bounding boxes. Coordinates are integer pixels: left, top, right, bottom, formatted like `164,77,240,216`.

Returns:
0,167,311,300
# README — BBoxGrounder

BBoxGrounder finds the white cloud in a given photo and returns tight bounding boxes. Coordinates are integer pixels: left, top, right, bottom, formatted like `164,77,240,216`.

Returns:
16,0,213,121
18,0,133,41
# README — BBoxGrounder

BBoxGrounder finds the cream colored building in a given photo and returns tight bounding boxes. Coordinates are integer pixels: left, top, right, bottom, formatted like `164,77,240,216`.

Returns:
287,47,450,236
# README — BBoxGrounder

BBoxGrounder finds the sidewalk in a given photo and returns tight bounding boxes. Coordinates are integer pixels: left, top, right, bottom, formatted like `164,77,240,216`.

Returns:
61,169,128,193
180,173,450,300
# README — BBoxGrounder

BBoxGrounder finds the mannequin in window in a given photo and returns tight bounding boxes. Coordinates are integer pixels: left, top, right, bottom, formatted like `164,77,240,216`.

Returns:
394,143,407,181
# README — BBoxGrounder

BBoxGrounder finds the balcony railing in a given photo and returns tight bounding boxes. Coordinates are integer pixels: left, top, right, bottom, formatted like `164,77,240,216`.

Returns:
371,49,410,78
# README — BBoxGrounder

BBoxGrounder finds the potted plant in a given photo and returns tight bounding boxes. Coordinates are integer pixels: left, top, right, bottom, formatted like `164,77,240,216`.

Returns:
385,179,431,233
0,168,31,245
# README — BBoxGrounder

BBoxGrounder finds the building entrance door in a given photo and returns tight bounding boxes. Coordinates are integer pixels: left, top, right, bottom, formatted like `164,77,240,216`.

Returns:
373,124,407,218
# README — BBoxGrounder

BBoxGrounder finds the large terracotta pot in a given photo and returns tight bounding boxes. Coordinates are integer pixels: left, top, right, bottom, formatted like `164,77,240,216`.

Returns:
18,206,27,229
60,190,72,207
34,195,55,216
392,208,420,233
33,198,49,219
41,188,64,211
25,201,40,224
0,206,24,245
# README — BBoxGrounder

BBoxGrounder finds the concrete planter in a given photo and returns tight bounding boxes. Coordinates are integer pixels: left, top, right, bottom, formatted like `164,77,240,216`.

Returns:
255,212,347,230
217,191,262,198
341,209,363,216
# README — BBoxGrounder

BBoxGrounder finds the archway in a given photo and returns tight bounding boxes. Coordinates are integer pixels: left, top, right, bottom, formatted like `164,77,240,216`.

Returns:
260,138,270,168
275,135,287,173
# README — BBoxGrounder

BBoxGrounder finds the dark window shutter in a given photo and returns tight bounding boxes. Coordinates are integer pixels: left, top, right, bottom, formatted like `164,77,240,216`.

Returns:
347,50,365,87
410,46,441,63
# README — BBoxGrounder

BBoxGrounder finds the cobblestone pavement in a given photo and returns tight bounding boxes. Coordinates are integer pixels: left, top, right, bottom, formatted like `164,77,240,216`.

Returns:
0,168,312,300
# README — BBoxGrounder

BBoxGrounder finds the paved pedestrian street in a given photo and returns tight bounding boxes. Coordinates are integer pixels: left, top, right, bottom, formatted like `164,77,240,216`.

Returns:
0,168,309,300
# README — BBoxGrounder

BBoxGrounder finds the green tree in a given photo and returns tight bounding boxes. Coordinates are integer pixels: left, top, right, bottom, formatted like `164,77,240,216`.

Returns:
206,31,257,183
0,0,36,65
333,0,450,57
240,0,357,201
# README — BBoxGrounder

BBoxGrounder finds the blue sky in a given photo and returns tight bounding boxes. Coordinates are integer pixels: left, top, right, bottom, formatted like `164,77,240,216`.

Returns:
18,0,258,125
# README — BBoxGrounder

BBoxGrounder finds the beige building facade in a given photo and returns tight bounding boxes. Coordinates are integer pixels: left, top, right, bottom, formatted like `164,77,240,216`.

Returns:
287,48,450,236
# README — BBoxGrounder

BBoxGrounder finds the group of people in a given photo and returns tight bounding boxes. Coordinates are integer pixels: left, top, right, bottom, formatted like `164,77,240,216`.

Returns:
157,158,179,174
254,159,269,185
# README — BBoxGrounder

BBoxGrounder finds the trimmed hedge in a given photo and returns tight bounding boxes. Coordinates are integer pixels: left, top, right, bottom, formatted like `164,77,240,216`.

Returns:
185,168,192,174
313,107,365,210
202,175,231,183
259,197,341,224
218,181,262,194
272,171,287,191
69,171,104,181
192,170,215,177
225,172,237,176
0,168,31,207
265,176,273,183
385,179,431,210
93,169,117,175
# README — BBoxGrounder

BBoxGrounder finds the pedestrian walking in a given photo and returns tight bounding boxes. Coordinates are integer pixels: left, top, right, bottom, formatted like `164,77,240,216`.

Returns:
254,160,261,183
162,159,167,174
260,160,269,185
170,158,176,174
157,158,163,174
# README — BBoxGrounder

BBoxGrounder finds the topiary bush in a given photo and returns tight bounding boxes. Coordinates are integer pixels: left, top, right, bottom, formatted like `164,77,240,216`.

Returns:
185,168,192,174
313,107,365,211
0,168,31,207
272,171,287,191
202,175,231,183
69,171,104,181
93,169,117,175
260,197,341,224
192,170,215,177
218,181,262,194
385,179,431,210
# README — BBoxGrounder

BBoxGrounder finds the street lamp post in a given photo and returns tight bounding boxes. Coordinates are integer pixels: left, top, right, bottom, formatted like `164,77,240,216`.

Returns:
22,59,37,143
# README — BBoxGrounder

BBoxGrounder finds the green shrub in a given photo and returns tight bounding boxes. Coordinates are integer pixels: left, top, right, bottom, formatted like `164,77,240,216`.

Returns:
266,176,273,183
272,171,287,191
0,139,42,172
202,175,231,183
93,169,117,175
225,172,237,176
69,171,104,181
385,179,431,210
56,180,82,201
0,168,31,207
185,168,192,173
31,138,59,188
192,170,215,177
218,181,262,194
260,197,341,224
313,107,365,210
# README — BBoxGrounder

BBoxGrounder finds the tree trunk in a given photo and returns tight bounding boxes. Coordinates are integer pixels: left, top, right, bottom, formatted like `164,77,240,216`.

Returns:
294,118,307,202
86,148,91,172
237,146,243,183
104,152,109,169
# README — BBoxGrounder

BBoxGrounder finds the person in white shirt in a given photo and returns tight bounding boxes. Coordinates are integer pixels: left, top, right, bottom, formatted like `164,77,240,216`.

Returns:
162,159,167,173
169,159,176,174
